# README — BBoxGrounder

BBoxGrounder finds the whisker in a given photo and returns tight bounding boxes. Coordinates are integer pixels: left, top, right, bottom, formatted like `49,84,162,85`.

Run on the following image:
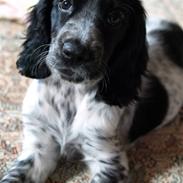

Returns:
29,44,50,62
31,50,50,76
99,62,110,91
120,3,135,15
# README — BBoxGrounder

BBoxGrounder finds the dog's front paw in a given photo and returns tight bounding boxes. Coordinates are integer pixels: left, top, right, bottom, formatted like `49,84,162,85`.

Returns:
0,174,26,183
90,172,129,183
0,176,33,183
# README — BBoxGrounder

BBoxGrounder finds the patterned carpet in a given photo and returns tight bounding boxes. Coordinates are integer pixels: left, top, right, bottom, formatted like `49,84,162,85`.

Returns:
0,1,183,182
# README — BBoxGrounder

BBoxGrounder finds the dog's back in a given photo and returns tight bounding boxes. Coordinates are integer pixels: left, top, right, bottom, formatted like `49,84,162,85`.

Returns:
129,19,183,141
147,18,183,67
147,19,183,124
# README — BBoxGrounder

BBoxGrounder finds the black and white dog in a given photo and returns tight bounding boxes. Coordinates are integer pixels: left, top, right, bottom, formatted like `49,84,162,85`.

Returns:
1,0,183,183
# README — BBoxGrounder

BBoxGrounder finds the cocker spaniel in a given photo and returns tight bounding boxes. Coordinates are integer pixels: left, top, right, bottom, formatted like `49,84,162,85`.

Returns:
1,0,183,183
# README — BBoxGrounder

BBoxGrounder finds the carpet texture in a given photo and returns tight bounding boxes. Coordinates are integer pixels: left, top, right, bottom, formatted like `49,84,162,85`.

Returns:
0,1,183,182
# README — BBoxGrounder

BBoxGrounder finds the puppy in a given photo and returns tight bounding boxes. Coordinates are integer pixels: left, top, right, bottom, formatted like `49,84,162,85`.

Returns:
1,0,183,183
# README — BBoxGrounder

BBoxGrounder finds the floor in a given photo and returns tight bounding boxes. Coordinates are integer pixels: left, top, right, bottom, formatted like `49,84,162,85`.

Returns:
143,0,183,27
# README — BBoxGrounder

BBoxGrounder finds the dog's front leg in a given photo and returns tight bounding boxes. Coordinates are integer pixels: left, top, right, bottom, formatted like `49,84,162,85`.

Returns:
74,96,129,183
0,117,60,183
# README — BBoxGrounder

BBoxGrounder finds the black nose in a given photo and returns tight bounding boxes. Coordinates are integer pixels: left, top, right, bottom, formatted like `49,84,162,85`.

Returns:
62,41,83,60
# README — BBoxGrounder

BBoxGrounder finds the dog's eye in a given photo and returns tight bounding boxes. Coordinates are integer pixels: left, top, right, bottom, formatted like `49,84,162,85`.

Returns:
58,0,72,10
107,10,125,26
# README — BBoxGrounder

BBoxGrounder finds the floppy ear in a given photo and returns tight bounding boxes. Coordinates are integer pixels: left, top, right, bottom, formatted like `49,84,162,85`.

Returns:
97,3,148,107
16,0,53,79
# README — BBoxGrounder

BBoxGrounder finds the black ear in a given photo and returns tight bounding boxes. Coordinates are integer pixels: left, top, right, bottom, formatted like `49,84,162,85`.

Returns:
97,2,148,107
16,0,53,79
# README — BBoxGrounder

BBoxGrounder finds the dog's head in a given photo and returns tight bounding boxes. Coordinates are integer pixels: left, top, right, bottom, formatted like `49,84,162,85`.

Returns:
17,0,148,106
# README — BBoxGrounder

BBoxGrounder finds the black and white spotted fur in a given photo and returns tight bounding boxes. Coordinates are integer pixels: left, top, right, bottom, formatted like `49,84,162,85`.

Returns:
1,0,183,183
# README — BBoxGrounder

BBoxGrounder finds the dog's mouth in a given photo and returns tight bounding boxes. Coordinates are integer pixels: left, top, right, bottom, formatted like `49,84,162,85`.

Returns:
58,68,85,83
60,68,74,77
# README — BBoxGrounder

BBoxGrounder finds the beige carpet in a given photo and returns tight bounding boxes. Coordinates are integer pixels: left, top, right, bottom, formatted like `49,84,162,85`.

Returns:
0,1,183,182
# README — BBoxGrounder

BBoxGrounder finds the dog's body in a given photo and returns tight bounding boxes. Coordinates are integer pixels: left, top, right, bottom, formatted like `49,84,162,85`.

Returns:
1,0,183,183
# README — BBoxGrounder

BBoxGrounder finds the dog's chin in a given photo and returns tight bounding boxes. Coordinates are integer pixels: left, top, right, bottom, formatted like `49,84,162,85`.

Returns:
60,71,85,83
57,68,102,84
55,68,87,83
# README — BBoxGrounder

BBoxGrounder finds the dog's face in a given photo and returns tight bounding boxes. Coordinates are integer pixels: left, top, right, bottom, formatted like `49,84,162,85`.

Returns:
47,0,129,82
17,0,148,106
